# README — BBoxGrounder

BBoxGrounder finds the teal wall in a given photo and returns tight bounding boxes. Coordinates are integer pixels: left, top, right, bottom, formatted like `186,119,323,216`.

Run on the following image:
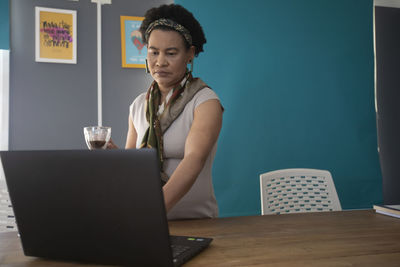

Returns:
176,0,382,217
0,0,9,50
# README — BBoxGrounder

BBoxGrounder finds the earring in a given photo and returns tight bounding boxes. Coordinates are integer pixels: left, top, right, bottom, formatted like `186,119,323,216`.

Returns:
189,59,194,73
145,59,150,73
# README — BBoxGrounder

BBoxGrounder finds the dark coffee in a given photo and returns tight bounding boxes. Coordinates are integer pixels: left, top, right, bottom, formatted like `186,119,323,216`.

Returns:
89,140,106,149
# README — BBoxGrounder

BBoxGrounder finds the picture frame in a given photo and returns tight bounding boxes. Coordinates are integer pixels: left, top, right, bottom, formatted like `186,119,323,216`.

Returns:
120,16,146,68
35,7,77,64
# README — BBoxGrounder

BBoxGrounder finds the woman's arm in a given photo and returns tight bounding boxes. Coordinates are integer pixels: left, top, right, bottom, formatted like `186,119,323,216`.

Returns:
106,115,137,150
125,114,138,149
162,99,223,212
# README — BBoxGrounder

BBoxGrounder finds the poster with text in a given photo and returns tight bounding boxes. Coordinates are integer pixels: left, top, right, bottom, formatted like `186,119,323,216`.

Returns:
120,16,146,68
35,7,77,64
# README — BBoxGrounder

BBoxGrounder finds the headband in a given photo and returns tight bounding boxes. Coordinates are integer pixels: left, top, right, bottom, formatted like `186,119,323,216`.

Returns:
145,18,193,46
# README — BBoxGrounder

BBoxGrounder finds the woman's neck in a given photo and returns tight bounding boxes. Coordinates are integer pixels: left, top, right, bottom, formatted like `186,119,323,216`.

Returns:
159,86,173,104
157,73,187,103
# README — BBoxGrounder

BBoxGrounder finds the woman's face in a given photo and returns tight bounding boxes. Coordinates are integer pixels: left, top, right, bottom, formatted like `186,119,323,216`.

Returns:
147,29,194,90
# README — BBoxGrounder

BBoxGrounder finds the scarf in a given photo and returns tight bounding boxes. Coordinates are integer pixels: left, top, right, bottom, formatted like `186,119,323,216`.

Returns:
140,72,209,184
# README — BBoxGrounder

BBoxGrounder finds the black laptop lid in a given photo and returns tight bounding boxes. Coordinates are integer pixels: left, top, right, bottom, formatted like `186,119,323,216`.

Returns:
0,149,174,266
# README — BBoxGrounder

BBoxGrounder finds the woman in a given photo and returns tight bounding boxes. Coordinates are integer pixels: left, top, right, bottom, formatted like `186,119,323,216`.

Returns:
112,4,223,220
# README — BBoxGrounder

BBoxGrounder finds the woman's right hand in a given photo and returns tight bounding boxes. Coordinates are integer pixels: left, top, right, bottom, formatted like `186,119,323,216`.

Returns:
107,138,119,149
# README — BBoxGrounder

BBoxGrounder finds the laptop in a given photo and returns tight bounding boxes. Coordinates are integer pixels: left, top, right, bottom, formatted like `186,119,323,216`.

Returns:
0,149,212,266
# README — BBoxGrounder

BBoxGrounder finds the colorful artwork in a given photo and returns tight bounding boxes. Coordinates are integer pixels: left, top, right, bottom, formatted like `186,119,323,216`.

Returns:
120,16,146,68
35,7,77,64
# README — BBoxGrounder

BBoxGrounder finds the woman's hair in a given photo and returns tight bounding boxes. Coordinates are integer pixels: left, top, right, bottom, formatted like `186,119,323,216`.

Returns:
139,4,206,56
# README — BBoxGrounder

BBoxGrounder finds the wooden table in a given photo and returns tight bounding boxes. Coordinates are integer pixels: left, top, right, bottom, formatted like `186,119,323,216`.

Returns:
1,210,400,266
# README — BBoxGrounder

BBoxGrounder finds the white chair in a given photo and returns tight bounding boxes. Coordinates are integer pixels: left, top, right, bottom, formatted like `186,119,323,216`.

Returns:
260,169,341,215
0,170,17,232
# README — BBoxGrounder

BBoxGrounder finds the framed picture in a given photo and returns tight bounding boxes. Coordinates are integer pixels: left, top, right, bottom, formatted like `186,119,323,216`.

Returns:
120,16,147,68
35,7,77,64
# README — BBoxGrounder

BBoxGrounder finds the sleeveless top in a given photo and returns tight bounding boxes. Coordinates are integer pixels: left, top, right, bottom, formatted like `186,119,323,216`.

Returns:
130,87,220,220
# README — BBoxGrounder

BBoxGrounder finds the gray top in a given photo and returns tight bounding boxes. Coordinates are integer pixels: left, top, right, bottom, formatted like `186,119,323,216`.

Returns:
130,87,220,220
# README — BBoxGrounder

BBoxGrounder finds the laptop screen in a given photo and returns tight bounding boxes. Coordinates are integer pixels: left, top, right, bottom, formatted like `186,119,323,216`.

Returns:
1,149,175,266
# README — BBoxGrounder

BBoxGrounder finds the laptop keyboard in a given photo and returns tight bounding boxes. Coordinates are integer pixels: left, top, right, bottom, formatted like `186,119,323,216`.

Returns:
169,235,212,266
171,244,191,258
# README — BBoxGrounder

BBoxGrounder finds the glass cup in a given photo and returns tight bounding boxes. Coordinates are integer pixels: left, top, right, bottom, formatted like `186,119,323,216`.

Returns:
83,126,111,150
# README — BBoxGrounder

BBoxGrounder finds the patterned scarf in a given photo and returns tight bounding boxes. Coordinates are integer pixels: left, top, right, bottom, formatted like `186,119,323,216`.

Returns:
140,72,208,184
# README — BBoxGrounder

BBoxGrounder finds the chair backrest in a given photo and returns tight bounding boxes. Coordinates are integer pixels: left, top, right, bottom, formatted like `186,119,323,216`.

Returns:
260,169,341,215
0,172,16,232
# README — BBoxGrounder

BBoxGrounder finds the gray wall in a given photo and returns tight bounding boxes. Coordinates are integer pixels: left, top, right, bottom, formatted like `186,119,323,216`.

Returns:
10,0,172,150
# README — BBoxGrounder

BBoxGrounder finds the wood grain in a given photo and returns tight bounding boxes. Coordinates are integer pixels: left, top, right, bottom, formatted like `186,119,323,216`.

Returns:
1,210,399,266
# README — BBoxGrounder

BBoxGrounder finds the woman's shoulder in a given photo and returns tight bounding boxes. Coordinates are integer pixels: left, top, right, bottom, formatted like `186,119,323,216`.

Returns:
129,92,147,114
130,92,147,107
134,92,147,102
192,87,220,108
